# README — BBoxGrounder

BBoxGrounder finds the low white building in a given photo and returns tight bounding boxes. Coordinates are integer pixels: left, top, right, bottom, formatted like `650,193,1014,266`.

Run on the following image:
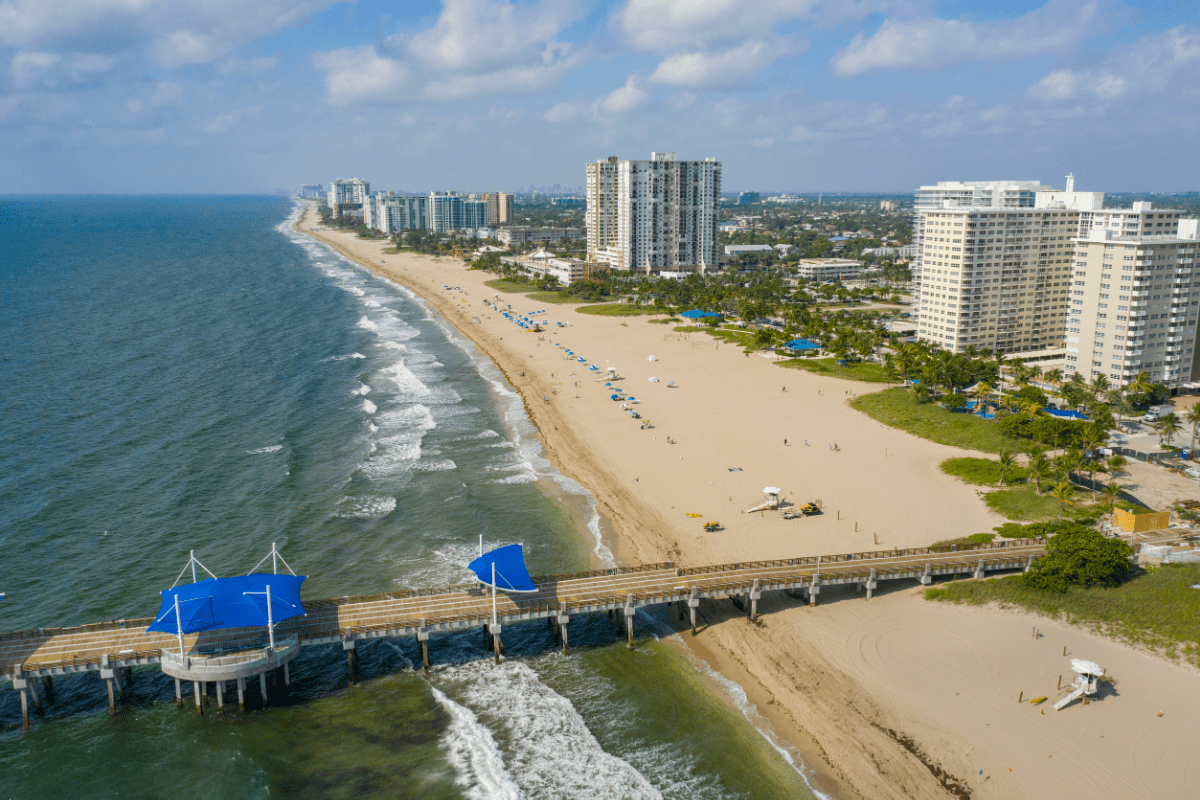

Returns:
498,227,585,246
724,244,774,256
793,258,863,281
502,252,599,286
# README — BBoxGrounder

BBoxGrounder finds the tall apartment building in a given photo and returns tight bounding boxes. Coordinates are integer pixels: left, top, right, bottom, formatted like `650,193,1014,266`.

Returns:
363,192,428,235
426,193,488,233
484,192,514,225
328,178,370,218
915,178,1098,354
586,152,721,275
1065,205,1200,389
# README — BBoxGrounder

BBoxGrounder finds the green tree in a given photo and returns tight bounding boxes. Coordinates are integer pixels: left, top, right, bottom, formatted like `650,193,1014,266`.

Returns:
1186,405,1200,449
1023,527,1134,592
996,449,1016,486
1102,482,1123,523
1028,452,1051,495
1050,481,1075,521
1154,412,1182,448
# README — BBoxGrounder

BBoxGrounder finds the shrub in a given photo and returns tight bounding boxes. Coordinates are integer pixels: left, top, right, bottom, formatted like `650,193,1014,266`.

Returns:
1023,528,1134,592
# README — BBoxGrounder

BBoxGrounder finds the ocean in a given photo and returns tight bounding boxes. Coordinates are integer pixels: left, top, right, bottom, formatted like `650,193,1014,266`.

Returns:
0,196,821,799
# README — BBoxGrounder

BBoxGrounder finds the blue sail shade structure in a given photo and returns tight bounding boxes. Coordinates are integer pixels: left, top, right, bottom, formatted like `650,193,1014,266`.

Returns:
148,574,307,635
467,544,537,593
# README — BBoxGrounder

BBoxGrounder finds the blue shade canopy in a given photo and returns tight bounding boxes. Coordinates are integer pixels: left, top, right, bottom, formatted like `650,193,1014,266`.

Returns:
468,545,537,593
147,574,307,634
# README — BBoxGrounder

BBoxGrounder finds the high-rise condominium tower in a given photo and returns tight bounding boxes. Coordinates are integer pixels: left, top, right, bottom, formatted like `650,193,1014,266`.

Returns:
328,178,370,218
586,152,721,274
484,192,514,226
1065,205,1200,389
914,177,1099,354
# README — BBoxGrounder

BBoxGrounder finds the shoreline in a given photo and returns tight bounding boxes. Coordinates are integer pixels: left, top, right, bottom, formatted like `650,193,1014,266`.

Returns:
293,203,1200,800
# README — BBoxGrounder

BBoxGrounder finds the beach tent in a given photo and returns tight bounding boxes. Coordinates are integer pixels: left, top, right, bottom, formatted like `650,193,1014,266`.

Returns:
468,544,537,593
649,377,659,382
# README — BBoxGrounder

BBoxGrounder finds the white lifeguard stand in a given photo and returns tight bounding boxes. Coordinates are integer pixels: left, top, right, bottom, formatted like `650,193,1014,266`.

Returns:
1053,659,1104,710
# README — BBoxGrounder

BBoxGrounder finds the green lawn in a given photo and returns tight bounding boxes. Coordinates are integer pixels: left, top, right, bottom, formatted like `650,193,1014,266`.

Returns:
484,278,542,293
984,485,1064,521
941,456,1030,486
851,388,1026,453
525,291,580,304
777,357,891,383
925,564,1200,667
576,303,664,316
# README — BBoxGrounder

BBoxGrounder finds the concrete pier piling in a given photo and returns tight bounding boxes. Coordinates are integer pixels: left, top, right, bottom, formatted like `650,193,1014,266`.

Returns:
216,680,225,710
343,639,358,685
237,677,246,710
175,678,182,706
808,582,820,606
919,564,932,586
489,624,503,664
259,672,268,705
418,622,431,673
101,656,117,715
193,680,202,715
749,580,761,621
13,673,30,728
558,607,570,656
688,589,700,633
865,569,877,599
974,560,985,580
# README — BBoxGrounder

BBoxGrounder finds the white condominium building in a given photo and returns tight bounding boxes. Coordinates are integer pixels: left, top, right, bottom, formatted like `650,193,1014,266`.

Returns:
585,152,721,275
328,178,370,218
915,177,1101,354
1065,204,1200,389
427,193,488,233
363,192,428,235
793,259,863,281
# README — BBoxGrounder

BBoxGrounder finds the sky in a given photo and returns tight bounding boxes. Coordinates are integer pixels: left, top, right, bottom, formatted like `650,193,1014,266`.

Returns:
1,0,1197,194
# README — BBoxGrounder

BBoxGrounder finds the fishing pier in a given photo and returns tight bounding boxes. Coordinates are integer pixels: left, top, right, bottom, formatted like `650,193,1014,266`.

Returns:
2,539,1046,726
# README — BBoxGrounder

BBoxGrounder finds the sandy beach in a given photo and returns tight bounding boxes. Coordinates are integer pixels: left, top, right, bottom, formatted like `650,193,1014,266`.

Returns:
298,204,1200,800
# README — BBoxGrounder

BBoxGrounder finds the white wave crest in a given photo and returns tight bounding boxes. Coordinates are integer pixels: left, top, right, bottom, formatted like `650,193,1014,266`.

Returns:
445,662,661,800
362,398,377,414
335,496,397,519
430,685,522,800
353,382,372,396
246,444,284,455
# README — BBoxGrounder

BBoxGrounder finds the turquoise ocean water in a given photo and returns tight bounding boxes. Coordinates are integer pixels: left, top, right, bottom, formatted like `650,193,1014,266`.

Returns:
0,196,822,799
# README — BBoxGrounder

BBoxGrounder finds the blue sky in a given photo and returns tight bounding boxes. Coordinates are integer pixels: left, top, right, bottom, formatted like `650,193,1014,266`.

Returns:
1,0,1197,194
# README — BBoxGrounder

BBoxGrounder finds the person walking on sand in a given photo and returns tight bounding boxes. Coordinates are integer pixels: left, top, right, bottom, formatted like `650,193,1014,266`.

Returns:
784,439,788,446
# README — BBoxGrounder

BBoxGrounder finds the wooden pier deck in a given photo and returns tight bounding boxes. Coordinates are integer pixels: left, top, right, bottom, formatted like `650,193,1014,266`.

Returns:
3,539,1046,684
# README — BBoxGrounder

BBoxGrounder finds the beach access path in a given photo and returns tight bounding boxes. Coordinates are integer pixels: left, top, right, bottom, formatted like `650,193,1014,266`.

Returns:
297,206,1200,800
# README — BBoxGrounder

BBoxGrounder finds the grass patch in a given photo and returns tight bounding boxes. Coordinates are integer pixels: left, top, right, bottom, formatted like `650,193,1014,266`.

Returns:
929,533,995,552
575,303,663,317
484,278,542,293
985,485,1066,521
925,564,1200,667
851,388,1026,454
382,247,401,254
941,456,1030,486
525,291,579,304
777,357,890,383
649,317,681,324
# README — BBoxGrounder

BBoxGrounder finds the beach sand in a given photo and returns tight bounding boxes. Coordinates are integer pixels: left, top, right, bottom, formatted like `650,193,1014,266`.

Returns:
298,206,1200,800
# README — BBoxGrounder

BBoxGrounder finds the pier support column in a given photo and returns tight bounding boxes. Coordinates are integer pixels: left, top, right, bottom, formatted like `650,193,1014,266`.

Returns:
973,560,985,580
343,639,358,686
418,624,431,674
237,677,246,710
193,681,203,715
688,590,700,634
259,672,268,705
625,594,636,649
283,663,291,686
865,570,877,600
13,675,29,728
809,583,820,606
42,676,54,705
27,675,42,711
918,564,932,586
216,680,225,711
489,624,503,665
749,580,761,621
100,656,117,714
175,678,182,706
558,609,570,656
1024,556,1034,573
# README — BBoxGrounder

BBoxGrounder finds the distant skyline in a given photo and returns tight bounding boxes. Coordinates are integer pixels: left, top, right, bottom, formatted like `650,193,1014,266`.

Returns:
1,1,1198,195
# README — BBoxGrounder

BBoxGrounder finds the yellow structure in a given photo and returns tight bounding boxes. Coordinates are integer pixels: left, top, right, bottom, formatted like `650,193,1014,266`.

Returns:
1112,508,1169,533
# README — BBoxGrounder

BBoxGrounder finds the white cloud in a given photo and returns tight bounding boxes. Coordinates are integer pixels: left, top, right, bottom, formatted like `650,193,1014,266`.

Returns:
648,38,804,89
598,75,648,114
203,105,259,135
1028,25,1200,102
315,0,589,105
11,51,114,90
615,0,821,51
831,1,1098,77
543,75,650,122
0,0,337,67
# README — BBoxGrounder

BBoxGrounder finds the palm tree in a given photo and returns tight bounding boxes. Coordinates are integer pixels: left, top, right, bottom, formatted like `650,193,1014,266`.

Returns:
1054,450,1080,484
975,381,993,416
1186,405,1200,450
1102,482,1123,524
1028,452,1051,494
1154,412,1182,448
1051,481,1076,521
1044,368,1064,386
1128,370,1152,398
996,449,1016,486
1106,453,1127,486
1088,373,1110,401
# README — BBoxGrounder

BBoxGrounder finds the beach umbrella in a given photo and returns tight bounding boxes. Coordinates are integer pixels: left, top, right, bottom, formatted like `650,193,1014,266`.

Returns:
611,394,620,400
649,377,659,382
